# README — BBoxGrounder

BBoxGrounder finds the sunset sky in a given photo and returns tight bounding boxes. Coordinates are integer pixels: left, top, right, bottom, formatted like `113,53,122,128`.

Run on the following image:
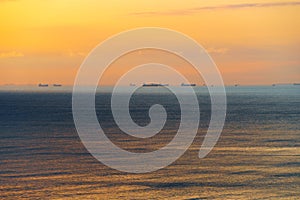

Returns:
1,0,299,85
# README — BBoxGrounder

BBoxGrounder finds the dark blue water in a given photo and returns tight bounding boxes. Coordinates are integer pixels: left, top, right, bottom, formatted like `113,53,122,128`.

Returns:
0,86,299,199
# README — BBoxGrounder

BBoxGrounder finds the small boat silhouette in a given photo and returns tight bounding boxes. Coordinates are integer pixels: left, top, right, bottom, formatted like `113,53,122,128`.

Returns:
181,83,196,86
38,83,48,87
142,83,168,87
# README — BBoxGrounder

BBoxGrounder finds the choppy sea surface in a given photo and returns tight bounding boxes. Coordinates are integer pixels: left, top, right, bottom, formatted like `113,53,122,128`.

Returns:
0,85,299,199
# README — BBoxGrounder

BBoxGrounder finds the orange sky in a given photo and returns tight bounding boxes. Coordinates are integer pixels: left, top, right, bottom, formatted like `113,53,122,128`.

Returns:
0,0,299,85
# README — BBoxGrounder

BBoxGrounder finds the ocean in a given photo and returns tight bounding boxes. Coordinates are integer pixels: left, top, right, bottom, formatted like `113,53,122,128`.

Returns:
0,85,299,199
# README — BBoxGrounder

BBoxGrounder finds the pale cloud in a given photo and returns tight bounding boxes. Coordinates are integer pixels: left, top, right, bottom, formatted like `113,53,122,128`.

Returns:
0,51,24,58
130,1,300,16
68,50,86,57
207,47,229,55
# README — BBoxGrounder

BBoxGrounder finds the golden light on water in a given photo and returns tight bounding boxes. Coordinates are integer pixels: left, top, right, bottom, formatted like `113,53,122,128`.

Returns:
1,1,300,199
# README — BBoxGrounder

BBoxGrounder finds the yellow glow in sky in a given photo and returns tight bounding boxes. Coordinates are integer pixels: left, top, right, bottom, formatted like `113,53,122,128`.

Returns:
0,0,299,85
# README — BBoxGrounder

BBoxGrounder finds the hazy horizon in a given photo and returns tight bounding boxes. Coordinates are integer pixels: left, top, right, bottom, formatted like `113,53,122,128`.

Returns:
1,1,300,199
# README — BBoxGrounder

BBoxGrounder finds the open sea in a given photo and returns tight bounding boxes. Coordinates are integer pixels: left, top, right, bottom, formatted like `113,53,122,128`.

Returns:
0,85,299,199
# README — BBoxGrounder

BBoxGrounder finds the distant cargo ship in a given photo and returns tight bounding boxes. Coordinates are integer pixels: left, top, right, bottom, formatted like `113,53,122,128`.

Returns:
142,83,168,87
293,83,300,85
181,83,196,87
38,83,48,87
53,84,62,87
